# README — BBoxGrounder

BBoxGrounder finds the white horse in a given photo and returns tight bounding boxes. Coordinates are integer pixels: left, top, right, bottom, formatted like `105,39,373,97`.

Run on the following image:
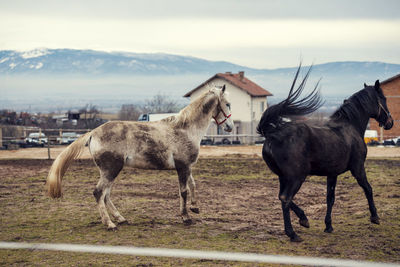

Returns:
47,85,233,230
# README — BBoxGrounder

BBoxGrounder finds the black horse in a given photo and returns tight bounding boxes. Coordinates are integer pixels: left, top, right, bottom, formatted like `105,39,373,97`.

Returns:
257,67,394,242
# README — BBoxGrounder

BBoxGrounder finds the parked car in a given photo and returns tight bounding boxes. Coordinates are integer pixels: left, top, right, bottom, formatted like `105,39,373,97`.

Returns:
221,138,231,145
138,113,179,122
25,132,48,147
57,132,79,145
381,136,400,147
364,130,378,144
367,139,380,146
200,138,213,145
383,140,395,146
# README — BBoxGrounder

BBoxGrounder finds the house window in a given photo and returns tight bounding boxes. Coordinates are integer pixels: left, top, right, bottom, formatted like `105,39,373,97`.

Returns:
260,101,265,112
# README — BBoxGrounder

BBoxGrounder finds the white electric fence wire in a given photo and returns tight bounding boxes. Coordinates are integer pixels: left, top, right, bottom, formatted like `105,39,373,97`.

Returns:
0,242,398,267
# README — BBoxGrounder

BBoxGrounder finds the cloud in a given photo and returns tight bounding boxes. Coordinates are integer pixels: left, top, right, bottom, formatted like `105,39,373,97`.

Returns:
2,14,399,49
1,0,399,20
1,0,399,68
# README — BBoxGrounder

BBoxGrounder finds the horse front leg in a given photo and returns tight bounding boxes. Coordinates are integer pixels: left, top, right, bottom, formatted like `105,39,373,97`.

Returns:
187,173,200,214
175,161,192,225
324,175,337,233
351,165,379,224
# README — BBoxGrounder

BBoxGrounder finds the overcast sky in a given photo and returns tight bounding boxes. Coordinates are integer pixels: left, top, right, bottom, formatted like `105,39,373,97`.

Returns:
1,0,399,68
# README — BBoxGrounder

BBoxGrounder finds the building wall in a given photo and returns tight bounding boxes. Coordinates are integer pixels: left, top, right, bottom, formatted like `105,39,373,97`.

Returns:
252,96,268,121
369,77,400,140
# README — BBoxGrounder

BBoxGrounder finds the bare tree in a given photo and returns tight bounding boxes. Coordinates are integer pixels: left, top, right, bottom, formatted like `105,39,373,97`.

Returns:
79,104,101,128
118,104,141,121
143,93,182,113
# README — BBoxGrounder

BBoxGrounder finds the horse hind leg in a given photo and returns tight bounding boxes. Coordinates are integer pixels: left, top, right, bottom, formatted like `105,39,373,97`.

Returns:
290,202,309,228
279,176,305,242
93,152,124,230
187,173,199,214
94,177,117,230
104,185,128,225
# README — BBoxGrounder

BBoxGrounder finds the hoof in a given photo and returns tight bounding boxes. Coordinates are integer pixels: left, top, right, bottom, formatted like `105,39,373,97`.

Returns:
371,216,380,225
117,220,129,225
290,234,303,242
107,226,118,231
324,226,333,233
190,207,200,214
183,218,193,226
299,219,310,228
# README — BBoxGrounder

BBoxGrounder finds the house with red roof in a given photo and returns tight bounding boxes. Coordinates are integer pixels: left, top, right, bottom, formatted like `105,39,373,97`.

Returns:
184,71,273,144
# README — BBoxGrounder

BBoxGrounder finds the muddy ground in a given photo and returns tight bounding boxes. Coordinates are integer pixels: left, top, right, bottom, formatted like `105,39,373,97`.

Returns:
0,148,399,266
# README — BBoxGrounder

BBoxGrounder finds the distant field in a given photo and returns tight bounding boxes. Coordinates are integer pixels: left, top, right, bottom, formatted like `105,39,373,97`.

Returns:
0,156,399,266
99,113,119,121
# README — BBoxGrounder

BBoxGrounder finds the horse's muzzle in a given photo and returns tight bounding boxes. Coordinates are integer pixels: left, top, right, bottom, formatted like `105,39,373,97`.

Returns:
383,116,394,130
224,124,233,132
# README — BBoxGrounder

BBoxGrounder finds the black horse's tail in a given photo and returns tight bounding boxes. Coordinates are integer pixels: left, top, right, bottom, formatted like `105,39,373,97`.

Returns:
257,65,323,137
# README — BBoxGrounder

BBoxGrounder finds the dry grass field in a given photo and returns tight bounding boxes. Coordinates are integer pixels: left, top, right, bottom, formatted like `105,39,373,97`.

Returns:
0,146,399,266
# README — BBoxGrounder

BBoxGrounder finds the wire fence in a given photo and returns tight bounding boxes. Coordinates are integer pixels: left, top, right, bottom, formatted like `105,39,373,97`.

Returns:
0,128,263,151
1,127,400,160
0,242,398,267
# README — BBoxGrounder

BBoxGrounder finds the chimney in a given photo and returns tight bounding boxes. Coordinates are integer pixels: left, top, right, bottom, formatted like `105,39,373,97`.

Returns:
239,71,244,80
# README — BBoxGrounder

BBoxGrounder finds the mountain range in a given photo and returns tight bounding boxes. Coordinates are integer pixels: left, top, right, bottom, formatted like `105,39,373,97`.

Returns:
1,48,400,113
0,48,257,75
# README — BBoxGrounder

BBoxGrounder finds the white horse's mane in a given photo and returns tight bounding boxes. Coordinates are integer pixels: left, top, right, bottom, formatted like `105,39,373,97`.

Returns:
164,88,220,128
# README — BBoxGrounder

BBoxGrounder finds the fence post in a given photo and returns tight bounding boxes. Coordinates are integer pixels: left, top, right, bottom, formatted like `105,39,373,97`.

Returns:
59,129,63,144
47,138,51,160
39,128,42,145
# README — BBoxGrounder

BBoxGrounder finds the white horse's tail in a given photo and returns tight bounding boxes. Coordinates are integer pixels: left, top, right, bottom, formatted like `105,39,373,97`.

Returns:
46,131,92,198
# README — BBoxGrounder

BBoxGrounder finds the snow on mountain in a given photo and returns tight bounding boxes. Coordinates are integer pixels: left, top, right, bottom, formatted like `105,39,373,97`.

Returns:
0,48,253,75
20,48,52,59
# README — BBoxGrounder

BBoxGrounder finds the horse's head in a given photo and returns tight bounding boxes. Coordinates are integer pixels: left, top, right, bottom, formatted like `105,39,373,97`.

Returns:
369,80,393,130
212,85,233,132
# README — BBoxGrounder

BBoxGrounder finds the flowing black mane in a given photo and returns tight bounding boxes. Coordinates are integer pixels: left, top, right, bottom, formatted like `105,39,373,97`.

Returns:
331,87,377,121
329,86,377,134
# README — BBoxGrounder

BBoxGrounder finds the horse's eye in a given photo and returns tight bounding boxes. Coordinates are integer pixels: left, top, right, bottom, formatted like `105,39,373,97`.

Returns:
226,103,231,109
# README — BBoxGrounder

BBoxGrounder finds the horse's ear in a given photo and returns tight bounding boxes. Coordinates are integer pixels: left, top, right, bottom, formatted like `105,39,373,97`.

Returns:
374,80,380,90
207,83,217,94
221,84,226,94
364,83,367,88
